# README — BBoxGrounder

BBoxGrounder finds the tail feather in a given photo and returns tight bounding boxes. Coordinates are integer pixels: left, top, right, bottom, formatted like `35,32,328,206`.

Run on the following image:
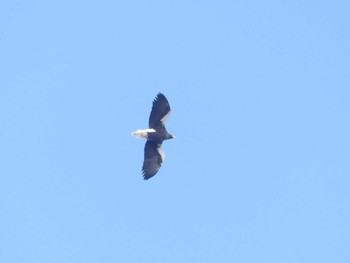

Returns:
131,129,156,139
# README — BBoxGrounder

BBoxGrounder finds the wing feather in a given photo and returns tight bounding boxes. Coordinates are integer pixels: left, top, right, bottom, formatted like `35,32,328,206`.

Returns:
142,140,164,180
149,93,171,129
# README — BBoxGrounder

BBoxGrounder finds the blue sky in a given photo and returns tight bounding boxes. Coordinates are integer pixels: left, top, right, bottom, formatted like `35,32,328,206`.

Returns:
1,1,349,262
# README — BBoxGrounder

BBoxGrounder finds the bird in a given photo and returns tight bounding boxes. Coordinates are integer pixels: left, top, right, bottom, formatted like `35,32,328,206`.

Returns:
131,93,175,180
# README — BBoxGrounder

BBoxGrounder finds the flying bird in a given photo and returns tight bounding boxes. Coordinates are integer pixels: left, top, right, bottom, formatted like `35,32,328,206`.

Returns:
131,93,175,180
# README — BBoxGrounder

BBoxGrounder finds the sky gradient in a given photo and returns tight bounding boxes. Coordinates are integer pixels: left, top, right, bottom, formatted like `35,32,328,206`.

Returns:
1,1,349,262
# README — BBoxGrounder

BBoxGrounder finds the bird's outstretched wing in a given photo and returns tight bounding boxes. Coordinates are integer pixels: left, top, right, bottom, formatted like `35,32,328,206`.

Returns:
149,93,171,129
142,140,165,180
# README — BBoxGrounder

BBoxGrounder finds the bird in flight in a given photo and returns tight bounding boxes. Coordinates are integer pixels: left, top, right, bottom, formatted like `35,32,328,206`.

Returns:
131,93,175,180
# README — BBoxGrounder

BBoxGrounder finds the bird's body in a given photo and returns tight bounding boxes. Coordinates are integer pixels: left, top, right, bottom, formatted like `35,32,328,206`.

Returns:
131,93,175,180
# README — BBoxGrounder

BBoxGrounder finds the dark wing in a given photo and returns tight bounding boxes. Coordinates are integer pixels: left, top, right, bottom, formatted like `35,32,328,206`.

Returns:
149,93,171,129
142,140,164,180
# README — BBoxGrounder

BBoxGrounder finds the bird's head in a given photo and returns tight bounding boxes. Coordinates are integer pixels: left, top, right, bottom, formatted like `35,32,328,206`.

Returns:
167,134,176,140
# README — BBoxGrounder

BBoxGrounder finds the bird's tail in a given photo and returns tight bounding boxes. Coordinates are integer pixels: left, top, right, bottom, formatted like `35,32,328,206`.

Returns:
131,129,156,139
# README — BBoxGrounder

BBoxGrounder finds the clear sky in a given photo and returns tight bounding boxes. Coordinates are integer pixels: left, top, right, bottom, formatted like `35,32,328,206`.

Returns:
1,1,349,262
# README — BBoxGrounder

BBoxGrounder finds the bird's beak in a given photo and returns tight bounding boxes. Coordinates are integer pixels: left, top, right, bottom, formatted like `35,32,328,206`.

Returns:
172,135,176,139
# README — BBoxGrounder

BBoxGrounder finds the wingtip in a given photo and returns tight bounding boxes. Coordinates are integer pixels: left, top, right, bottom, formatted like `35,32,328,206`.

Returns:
142,173,152,180
155,92,165,100
142,169,157,180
